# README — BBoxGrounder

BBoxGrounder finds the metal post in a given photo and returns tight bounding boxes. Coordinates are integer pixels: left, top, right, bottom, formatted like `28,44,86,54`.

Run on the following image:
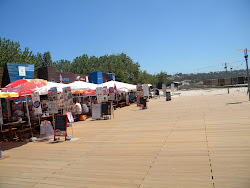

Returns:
225,63,229,94
244,49,250,101
230,66,233,85
236,48,250,100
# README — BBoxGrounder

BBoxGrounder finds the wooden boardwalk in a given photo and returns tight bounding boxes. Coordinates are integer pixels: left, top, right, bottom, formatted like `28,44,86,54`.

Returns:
1,92,250,187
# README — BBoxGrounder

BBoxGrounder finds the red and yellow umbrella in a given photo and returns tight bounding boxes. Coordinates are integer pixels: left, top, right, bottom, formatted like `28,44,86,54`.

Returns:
1,79,47,99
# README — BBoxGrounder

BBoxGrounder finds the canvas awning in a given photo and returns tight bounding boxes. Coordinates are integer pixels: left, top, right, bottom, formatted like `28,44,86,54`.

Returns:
100,81,136,92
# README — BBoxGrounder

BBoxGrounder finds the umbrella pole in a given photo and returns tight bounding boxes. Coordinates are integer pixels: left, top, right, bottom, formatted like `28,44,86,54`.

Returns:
38,115,41,125
23,83,34,139
25,95,33,137
7,99,10,121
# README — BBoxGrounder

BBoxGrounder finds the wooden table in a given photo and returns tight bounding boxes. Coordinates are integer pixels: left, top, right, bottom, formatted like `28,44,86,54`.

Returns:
3,121,27,141
3,119,17,124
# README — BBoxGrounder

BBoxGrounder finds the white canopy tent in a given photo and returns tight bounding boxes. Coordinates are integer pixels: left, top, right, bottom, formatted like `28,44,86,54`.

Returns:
35,81,135,95
101,81,136,92
68,81,98,91
36,82,69,95
35,81,99,95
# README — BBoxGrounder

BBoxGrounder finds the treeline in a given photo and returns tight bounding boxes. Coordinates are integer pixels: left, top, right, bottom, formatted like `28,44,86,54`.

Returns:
172,69,247,83
0,37,168,87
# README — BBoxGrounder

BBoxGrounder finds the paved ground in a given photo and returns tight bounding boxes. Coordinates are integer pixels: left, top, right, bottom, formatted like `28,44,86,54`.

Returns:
0,91,250,188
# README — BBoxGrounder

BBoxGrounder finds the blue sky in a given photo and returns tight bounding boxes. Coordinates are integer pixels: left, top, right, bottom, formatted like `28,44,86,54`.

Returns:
0,0,249,75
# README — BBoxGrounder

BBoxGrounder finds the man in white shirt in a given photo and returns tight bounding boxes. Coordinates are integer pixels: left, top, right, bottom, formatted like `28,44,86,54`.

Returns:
75,102,82,115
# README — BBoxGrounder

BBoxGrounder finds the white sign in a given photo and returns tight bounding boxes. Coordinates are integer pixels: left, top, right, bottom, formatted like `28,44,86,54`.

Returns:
103,87,108,102
63,87,74,112
18,66,26,76
143,84,150,97
48,87,58,113
92,104,101,119
96,87,104,104
171,83,174,92
31,92,42,115
108,87,115,101
162,84,166,97
66,112,74,123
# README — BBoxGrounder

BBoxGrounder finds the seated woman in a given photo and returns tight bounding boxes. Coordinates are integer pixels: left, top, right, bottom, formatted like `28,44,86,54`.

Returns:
82,102,89,114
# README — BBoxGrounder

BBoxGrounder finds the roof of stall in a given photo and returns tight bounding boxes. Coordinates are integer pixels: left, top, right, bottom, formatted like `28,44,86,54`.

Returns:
68,81,99,91
101,81,136,92
35,82,69,95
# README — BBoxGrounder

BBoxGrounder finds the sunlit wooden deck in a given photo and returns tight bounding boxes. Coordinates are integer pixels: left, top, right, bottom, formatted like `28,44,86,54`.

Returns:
1,91,250,187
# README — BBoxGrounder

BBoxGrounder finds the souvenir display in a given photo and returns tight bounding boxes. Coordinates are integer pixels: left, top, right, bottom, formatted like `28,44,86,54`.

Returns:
63,87,74,112
48,87,58,114
103,86,108,102
58,93,65,109
108,87,115,101
96,87,104,104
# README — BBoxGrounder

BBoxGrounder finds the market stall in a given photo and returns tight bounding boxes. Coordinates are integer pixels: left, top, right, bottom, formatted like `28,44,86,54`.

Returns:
0,79,48,141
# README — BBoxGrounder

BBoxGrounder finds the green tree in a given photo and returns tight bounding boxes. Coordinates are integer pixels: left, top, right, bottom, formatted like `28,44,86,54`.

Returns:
35,52,43,68
54,59,71,72
42,51,52,67
155,71,168,88
0,37,173,85
0,37,22,66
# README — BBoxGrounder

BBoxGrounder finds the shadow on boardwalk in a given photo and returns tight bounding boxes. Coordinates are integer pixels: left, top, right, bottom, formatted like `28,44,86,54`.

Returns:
1,140,29,151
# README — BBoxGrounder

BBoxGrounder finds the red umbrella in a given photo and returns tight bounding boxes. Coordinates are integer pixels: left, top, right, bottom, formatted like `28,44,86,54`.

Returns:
2,79,47,98
4,79,29,89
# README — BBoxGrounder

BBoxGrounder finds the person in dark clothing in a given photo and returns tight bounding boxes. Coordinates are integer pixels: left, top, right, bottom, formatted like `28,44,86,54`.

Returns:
155,89,160,98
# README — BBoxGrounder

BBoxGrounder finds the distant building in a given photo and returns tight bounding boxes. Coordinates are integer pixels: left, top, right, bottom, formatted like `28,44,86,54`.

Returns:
172,82,181,87
89,72,115,84
203,76,249,86
37,67,88,84
1,63,34,87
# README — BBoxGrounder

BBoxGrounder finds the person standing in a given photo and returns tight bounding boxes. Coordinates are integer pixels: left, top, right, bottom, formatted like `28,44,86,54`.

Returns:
155,89,160,98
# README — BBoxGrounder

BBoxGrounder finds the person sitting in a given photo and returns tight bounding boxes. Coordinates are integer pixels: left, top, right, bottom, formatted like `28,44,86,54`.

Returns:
74,102,82,114
13,110,24,121
129,91,135,103
82,102,89,114
29,109,37,118
74,102,82,120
